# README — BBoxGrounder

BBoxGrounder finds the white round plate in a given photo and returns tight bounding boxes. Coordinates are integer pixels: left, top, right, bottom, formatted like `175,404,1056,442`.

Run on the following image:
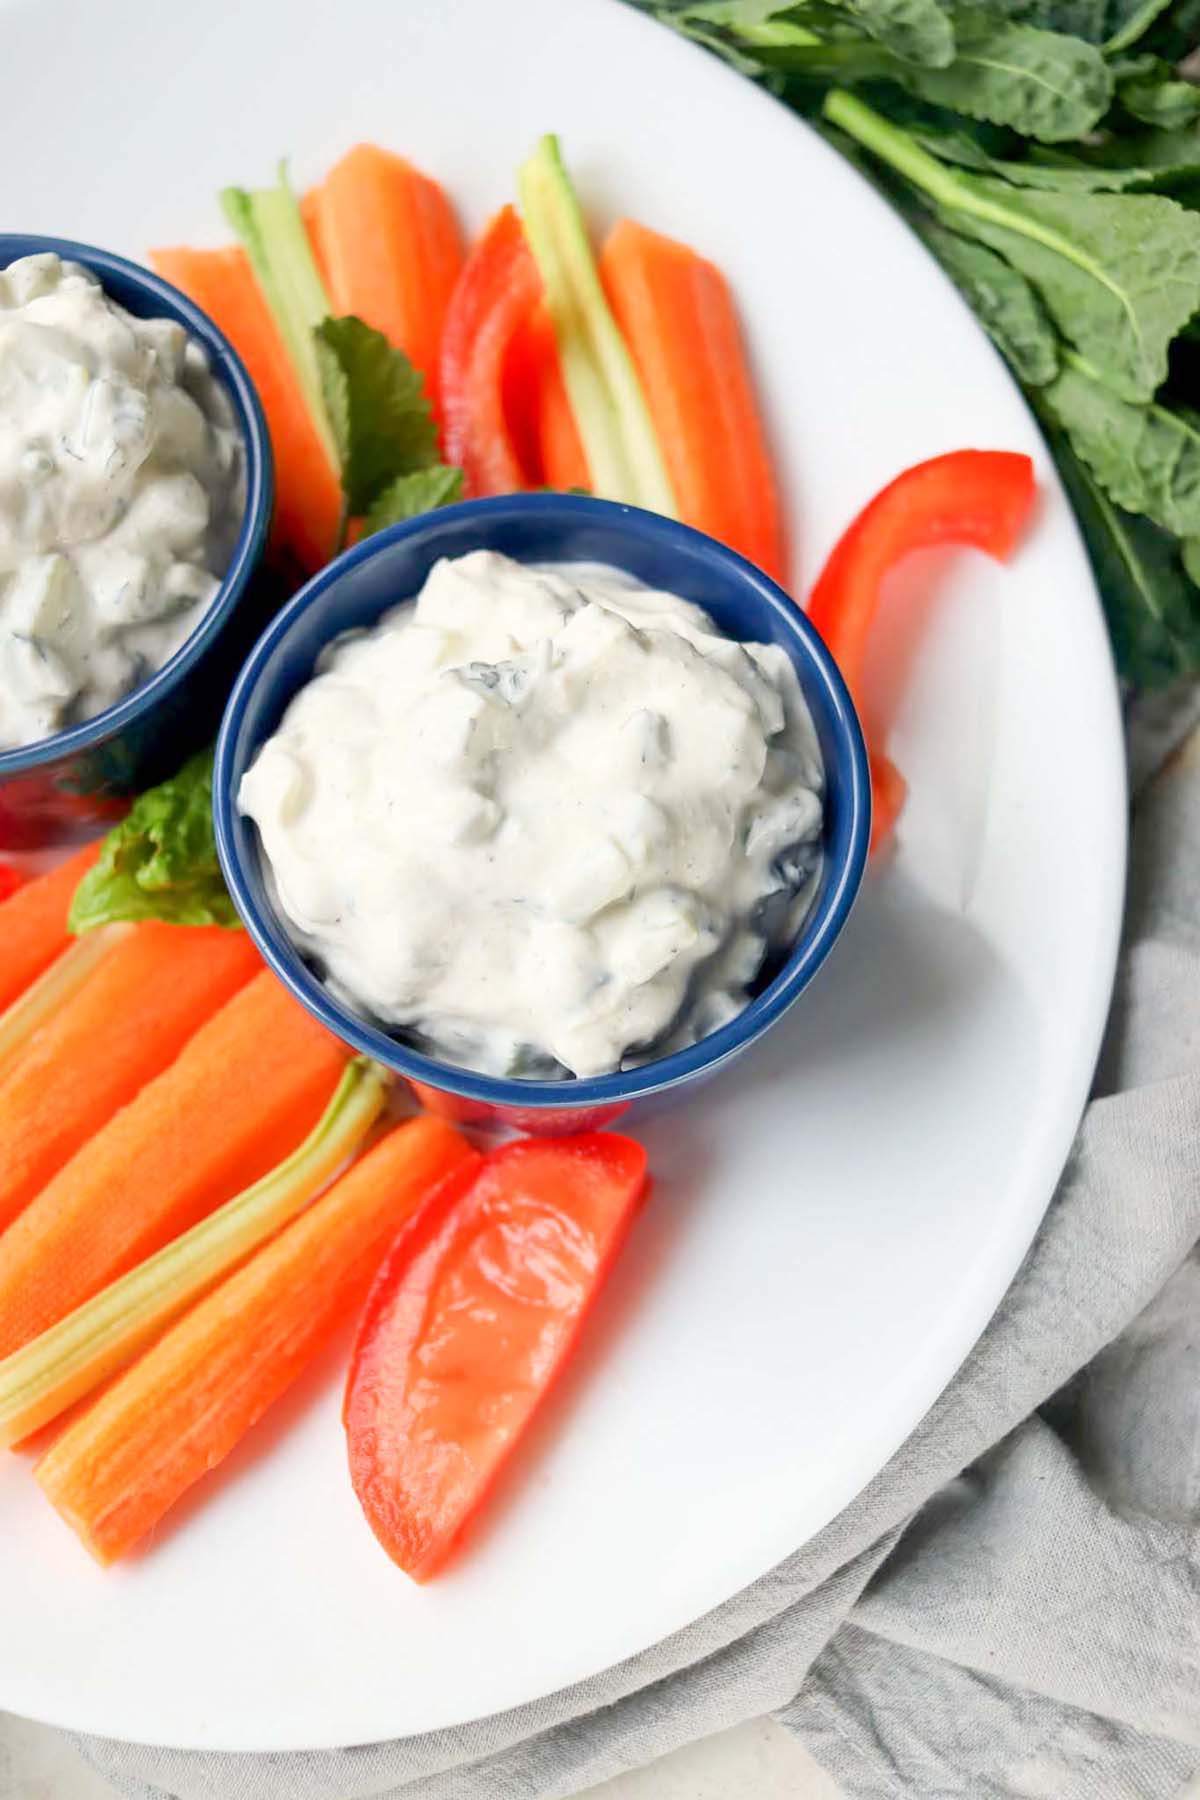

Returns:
0,0,1124,1753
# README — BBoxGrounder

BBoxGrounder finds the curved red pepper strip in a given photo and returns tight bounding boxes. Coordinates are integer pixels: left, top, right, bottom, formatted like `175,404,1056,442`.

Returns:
440,206,543,497
807,450,1037,855
345,1133,648,1580
0,864,24,905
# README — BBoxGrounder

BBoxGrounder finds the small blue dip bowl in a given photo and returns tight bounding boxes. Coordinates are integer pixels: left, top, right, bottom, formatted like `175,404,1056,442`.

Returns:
215,494,870,1132
0,234,273,848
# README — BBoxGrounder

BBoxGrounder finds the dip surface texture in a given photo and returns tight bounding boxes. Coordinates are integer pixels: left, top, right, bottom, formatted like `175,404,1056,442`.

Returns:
240,551,824,1079
0,253,245,750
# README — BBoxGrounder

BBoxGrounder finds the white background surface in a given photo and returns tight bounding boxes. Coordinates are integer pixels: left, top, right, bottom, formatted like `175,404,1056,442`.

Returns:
0,0,1126,1760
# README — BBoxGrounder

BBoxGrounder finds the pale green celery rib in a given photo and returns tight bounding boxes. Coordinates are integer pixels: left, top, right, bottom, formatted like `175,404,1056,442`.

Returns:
518,134,677,515
0,1056,390,1449
221,167,339,467
0,923,133,1081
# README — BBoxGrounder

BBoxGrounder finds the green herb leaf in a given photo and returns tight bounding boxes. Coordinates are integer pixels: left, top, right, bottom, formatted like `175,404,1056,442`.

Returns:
905,12,1113,141
1046,427,1200,684
362,465,465,538
1045,357,1200,537
314,317,439,516
954,179,1200,399
1184,535,1200,586
916,216,1061,376
69,750,237,935
1115,58,1200,130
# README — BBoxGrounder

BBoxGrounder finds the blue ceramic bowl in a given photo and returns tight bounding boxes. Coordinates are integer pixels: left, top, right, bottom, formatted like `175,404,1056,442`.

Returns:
215,495,870,1131
0,235,273,848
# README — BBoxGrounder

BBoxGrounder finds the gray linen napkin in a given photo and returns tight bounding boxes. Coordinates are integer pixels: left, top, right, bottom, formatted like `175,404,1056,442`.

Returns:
69,715,1200,1800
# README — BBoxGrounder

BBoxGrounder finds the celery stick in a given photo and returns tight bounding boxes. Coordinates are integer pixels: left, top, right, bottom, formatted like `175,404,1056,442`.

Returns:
222,165,339,467
518,135,677,515
0,1056,389,1448
0,924,133,1081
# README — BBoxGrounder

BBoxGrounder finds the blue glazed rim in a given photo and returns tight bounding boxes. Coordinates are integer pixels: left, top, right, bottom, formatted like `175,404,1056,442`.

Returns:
215,494,871,1109
0,233,273,776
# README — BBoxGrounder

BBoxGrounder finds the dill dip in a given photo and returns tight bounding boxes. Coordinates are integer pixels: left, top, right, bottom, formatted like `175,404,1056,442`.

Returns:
240,550,825,1079
0,252,244,750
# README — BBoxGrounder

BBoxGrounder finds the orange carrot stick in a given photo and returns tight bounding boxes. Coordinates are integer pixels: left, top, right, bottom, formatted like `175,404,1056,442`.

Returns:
308,146,464,421
151,245,342,571
300,189,333,295
600,220,786,583
0,972,351,1357
529,308,590,492
35,1117,478,1564
0,843,101,1015
0,924,259,1235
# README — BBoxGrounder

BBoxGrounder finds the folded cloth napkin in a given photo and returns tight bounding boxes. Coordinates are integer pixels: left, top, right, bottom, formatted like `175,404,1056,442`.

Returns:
72,714,1200,1800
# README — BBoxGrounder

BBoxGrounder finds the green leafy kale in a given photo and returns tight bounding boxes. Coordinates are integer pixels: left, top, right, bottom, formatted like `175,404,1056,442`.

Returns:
1111,53,1200,129
69,750,238,935
1044,357,1200,536
914,216,1062,378
948,181,1200,400
1049,427,1200,683
643,0,1200,683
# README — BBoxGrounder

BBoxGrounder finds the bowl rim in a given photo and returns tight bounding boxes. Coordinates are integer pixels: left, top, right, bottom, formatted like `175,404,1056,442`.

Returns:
0,232,274,774
214,492,871,1107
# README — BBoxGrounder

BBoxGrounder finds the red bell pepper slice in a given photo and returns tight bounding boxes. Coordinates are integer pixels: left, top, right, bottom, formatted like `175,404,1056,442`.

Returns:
344,1132,648,1580
807,450,1036,854
440,206,544,497
0,864,25,905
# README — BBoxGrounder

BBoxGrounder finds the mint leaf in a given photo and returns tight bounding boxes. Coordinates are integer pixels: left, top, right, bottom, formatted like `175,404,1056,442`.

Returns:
1045,358,1200,537
1048,427,1200,685
1184,536,1200,587
69,750,238,934
314,316,439,516
362,465,465,538
916,216,1061,378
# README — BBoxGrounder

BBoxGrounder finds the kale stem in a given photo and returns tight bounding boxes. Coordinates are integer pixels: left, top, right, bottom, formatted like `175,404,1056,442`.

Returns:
823,89,1129,320
823,90,965,206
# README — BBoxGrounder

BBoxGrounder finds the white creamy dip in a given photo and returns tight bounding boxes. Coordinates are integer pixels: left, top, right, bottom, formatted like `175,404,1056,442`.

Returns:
241,551,824,1079
0,253,245,750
